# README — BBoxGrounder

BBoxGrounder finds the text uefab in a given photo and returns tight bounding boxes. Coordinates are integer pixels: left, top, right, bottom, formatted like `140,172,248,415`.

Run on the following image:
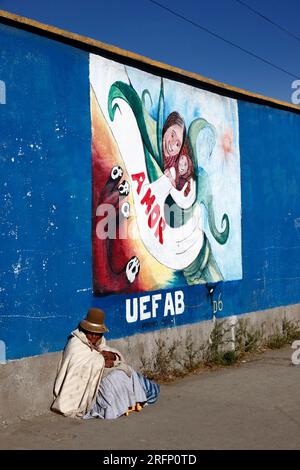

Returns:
126,290,185,323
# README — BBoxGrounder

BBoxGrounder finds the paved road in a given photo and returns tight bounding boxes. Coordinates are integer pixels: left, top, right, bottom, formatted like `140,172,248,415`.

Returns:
1,346,300,450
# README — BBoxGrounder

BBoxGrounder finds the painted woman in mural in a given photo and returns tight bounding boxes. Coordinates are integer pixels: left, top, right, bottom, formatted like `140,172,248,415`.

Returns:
107,74,229,285
161,111,186,171
161,111,196,204
164,140,195,197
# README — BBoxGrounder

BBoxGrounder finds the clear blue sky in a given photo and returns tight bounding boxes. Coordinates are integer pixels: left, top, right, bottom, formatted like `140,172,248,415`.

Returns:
0,0,299,103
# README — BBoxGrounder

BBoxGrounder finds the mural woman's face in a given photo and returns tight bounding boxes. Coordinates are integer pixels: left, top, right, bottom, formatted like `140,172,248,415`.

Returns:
163,124,184,159
178,154,188,175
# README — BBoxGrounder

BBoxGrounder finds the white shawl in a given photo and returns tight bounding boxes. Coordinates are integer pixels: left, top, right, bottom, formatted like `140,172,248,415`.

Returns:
51,329,126,418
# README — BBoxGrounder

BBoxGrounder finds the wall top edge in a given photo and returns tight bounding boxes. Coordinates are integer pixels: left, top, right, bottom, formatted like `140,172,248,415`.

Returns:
1,9,300,115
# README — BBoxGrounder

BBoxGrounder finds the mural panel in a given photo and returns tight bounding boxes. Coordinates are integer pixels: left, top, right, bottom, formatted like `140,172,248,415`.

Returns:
90,55,242,295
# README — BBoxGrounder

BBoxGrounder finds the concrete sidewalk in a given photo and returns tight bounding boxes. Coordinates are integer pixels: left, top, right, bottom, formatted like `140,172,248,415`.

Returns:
1,346,300,450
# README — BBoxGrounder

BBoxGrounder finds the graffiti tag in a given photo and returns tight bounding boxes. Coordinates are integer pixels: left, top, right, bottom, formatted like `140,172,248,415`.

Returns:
213,293,223,314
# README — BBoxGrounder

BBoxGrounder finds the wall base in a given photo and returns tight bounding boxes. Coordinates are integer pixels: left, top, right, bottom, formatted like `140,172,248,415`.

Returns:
1,303,299,423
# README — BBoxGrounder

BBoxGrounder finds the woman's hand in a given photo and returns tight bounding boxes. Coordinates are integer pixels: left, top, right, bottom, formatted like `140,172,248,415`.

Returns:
104,359,114,368
102,350,117,368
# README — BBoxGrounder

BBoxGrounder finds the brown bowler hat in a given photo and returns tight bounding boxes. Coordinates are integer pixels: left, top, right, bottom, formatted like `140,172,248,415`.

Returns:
80,308,109,334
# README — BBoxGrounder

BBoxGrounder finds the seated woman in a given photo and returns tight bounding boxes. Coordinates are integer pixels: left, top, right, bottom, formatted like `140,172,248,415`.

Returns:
51,308,160,419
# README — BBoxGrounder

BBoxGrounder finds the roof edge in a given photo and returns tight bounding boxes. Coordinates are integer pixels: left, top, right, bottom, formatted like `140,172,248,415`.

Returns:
1,8,300,115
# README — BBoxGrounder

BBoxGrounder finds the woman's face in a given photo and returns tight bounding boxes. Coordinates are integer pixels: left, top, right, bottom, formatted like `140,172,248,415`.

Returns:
86,331,103,346
178,154,188,175
163,124,184,159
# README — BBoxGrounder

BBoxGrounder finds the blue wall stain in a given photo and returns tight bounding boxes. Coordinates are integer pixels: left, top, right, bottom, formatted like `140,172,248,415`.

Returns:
1,23,300,360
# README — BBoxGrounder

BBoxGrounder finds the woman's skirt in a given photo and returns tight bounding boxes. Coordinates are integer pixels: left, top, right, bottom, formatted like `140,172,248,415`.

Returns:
84,367,160,419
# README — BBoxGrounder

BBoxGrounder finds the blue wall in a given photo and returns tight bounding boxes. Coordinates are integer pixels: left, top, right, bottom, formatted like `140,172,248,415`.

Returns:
1,23,300,360
0,24,92,359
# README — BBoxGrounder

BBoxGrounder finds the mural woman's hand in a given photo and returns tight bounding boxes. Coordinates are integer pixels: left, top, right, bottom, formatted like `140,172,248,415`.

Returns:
170,178,196,209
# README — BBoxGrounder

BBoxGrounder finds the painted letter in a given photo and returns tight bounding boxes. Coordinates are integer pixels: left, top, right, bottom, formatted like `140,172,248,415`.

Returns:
148,204,160,229
131,172,145,195
175,290,184,314
140,295,151,321
152,294,162,318
164,292,175,316
141,188,156,215
154,217,166,245
126,298,138,323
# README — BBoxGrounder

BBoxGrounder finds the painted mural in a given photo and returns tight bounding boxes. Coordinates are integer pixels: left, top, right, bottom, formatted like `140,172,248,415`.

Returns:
90,55,242,295
2,20,300,361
